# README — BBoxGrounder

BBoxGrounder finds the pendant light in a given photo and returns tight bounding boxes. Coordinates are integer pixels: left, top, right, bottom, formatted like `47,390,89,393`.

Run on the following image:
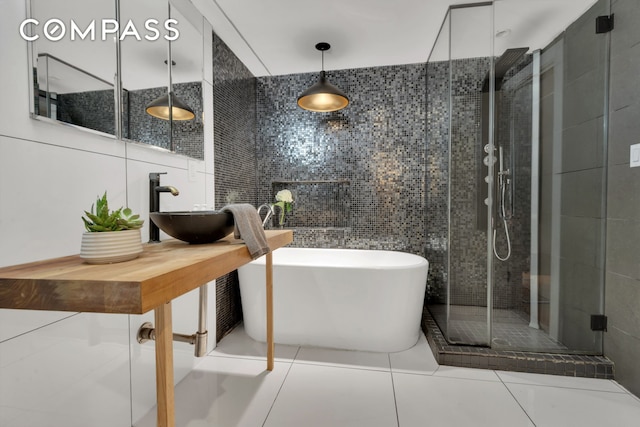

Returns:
145,92,195,121
145,52,195,121
297,42,349,112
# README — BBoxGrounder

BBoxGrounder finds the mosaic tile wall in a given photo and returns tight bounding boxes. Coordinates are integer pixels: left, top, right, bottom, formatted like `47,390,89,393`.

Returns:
213,32,257,208
126,81,204,160
424,60,450,302
211,32,257,342
172,82,205,160
255,63,427,255
270,181,351,228
425,56,532,309
57,89,116,135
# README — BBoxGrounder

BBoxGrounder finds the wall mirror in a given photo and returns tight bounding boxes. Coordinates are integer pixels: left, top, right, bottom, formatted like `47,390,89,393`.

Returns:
27,0,205,160
166,1,204,160
119,0,204,159
28,0,117,136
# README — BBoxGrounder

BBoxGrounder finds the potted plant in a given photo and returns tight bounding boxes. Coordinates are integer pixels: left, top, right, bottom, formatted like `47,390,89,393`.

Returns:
80,192,145,264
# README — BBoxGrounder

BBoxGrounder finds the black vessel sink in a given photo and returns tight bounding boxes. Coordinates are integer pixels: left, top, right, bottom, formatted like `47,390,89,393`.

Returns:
149,211,234,244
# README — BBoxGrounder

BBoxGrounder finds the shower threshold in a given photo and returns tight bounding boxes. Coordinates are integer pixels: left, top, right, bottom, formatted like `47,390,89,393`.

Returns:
422,308,614,379
428,304,568,351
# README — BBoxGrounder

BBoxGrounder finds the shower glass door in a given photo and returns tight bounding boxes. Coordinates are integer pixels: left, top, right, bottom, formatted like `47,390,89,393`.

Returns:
490,0,609,353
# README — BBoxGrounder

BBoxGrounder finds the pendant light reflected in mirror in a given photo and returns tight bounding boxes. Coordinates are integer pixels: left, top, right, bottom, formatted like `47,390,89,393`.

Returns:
145,59,195,121
145,92,195,121
297,42,349,112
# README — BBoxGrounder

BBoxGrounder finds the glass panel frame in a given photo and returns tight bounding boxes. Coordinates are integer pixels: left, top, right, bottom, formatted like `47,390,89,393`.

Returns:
447,3,494,347
425,7,451,342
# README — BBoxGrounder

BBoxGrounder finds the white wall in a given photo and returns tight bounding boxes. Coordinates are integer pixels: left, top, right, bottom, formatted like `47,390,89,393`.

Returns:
0,1,215,425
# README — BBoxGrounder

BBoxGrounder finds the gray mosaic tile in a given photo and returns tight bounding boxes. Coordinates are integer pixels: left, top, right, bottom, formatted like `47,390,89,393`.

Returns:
255,63,427,255
212,32,257,340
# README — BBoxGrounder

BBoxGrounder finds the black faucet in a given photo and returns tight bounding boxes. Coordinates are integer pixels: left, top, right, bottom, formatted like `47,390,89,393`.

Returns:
149,172,179,242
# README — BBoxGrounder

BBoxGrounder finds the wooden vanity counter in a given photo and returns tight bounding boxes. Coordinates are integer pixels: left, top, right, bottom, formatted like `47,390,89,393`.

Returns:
0,229,292,427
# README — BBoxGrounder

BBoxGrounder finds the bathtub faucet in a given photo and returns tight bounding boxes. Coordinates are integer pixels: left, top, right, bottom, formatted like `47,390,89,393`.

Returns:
257,204,274,228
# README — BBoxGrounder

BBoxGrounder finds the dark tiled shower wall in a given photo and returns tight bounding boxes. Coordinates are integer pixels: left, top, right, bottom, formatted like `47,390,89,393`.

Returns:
212,33,257,342
605,0,640,396
255,64,427,255
425,57,532,309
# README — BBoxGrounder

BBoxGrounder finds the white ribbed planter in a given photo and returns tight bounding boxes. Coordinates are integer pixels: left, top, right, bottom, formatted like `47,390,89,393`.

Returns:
80,229,143,264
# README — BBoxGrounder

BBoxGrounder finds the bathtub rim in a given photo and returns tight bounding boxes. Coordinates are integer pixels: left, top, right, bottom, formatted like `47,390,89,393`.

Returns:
246,246,429,270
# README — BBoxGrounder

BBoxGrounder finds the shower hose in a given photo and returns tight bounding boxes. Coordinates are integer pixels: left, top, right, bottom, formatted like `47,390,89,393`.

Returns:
493,177,512,261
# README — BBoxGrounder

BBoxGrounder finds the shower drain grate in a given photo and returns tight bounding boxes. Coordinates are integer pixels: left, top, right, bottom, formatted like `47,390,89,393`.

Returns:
491,338,510,346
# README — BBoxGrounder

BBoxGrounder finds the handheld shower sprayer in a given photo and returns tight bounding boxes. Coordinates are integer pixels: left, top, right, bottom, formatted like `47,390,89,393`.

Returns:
493,146,512,261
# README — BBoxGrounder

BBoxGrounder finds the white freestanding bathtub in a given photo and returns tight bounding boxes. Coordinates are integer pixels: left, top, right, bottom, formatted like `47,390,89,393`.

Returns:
237,247,429,352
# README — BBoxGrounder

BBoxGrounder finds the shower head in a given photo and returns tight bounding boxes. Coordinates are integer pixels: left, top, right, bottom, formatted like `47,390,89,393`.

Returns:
482,47,529,92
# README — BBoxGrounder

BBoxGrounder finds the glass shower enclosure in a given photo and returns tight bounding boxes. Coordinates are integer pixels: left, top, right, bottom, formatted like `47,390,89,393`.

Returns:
426,0,610,354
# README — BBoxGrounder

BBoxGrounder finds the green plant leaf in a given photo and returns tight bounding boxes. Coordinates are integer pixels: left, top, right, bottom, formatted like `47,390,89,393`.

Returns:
84,211,101,224
82,192,143,232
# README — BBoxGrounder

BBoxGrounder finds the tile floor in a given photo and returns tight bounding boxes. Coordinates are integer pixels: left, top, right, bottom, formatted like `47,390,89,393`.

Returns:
135,324,640,427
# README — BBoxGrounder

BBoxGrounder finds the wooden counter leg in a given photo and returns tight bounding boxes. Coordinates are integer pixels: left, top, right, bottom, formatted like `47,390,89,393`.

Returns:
154,302,175,427
266,251,274,371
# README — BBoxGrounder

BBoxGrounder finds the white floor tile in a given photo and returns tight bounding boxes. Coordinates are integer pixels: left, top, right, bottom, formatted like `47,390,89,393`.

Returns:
507,382,640,427
433,365,501,381
389,333,438,375
126,327,640,427
496,370,624,392
1,353,132,427
38,355,132,427
295,346,390,371
0,313,131,427
210,323,299,361
134,357,291,427
393,373,535,427
0,406,128,427
264,363,398,427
